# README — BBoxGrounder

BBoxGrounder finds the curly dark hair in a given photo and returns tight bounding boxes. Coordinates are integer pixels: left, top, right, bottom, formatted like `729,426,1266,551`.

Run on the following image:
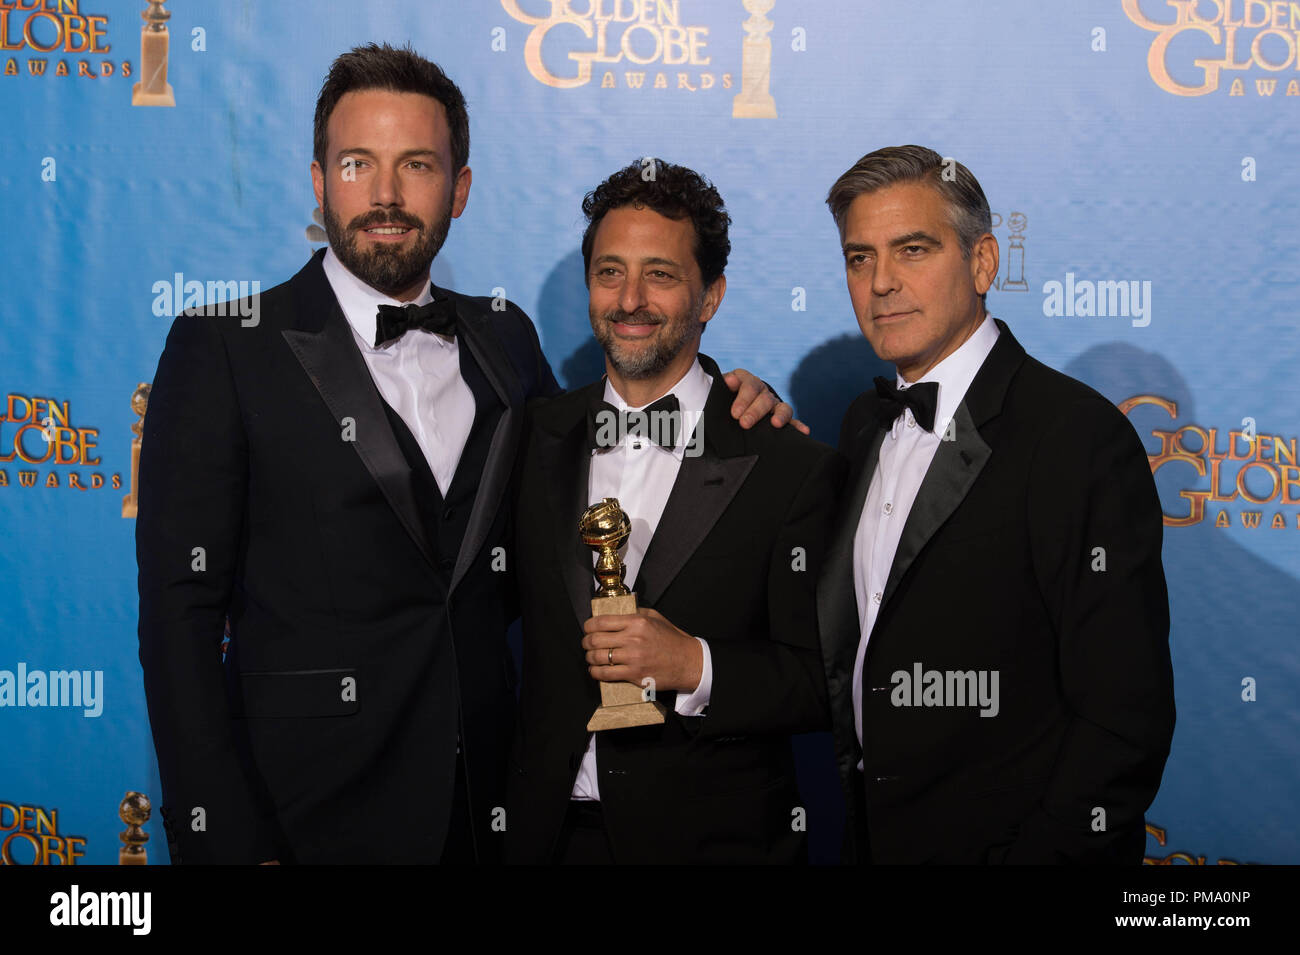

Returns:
314,42,469,174
581,158,731,288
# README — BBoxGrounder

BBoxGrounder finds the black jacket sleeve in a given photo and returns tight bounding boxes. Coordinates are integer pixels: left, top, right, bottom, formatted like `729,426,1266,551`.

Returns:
1004,395,1175,863
702,447,848,737
136,312,281,864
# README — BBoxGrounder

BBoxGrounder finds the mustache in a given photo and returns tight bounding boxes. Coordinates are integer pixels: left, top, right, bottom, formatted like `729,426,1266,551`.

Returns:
348,211,425,231
599,309,666,325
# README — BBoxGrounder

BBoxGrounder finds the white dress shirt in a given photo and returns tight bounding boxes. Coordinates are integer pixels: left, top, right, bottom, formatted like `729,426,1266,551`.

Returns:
322,247,475,496
851,316,1001,754
571,357,715,800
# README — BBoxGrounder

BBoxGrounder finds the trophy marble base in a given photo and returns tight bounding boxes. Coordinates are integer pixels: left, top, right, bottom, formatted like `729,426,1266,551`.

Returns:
132,81,175,107
586,592,666,731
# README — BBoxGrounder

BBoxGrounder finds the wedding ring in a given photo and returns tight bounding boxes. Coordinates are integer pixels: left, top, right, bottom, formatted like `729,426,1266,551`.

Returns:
607,648,614,665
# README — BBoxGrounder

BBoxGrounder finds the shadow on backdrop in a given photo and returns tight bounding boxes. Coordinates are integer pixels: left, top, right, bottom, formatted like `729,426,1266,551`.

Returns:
537,249,606,389
789,332,893,443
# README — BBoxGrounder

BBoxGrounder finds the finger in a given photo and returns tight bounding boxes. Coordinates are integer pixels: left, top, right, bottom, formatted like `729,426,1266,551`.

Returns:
584,645,623,666
585,614,632,634
588,664,638,683
791,416,811,435
581,631,623,651
725,368,758,419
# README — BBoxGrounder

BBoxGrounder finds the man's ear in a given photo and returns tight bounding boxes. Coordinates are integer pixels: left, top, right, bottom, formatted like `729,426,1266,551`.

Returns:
699,274,727,327
311,160,325,211
971,233,999,296
451,165,472,219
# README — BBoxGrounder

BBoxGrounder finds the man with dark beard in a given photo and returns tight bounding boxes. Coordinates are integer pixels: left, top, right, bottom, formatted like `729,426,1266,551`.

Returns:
136,45,789,865
506,160,845,864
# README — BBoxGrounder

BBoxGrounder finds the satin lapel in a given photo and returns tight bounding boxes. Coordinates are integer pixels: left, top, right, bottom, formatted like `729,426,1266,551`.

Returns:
816,420,885,672
634,373,758,609
449,307,524,592
880,401,991,609
281,278,436,570
538,398,598,628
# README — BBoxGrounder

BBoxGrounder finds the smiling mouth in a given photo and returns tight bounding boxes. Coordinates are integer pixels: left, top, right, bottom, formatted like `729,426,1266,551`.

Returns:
365,225,411,233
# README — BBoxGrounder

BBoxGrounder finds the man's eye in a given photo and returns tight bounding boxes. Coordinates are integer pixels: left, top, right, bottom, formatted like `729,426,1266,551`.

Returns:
902,245,926,255
408,161,427,170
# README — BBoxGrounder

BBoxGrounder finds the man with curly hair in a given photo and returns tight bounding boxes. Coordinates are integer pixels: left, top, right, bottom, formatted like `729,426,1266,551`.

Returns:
506,159,846,864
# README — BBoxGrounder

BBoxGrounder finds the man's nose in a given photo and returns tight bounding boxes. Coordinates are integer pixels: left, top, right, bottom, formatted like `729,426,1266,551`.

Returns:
370,165,402,209
872,256,900,297
619,274,648,313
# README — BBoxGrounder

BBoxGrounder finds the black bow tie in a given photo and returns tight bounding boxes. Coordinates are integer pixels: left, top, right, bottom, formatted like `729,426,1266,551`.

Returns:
588,393,681,452
874,376,939,432
374,298,457,348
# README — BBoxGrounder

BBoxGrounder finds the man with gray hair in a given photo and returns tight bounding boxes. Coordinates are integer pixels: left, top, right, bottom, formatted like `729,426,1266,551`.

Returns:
816,145,1175,863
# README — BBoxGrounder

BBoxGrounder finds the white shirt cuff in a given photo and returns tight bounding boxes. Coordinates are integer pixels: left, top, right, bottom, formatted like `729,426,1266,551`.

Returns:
672,637,712,716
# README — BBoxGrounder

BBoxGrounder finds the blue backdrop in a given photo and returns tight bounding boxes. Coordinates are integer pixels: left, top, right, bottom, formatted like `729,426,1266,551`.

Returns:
2,0,1296,865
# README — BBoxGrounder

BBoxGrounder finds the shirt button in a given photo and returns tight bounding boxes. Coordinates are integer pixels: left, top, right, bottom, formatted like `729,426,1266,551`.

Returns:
906,412,916,428
872,592,882,604
882,502,892,515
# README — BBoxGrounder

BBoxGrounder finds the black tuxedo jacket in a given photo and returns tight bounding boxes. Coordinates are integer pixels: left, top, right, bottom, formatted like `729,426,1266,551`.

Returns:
506,354,846,864
818,320,1175,864
136,248,560,863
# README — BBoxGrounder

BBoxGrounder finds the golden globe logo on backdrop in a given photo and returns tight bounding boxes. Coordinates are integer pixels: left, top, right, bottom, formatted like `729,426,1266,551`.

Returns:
1120,394,1300,529
1123,0,1300,97
0,800,88,865
501,0,780,117
0,392,122,494
0,0,132,82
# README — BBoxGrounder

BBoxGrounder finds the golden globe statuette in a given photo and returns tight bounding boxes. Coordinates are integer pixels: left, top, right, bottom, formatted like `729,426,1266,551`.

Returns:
122,383,150,519
132,0,176,107
732,0,778,119
580,498,667,731
118,791,151,865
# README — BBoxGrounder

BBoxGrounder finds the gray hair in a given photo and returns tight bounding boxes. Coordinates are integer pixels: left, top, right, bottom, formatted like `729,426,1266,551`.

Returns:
825,145,992,259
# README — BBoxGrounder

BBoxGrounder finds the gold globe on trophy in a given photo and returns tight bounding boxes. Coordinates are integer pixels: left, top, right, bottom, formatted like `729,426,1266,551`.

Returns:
118,791,151,865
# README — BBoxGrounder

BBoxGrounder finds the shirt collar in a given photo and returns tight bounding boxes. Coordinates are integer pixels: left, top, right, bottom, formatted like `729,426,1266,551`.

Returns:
599,357,712,460
322,245,435,351
895,314,1000,436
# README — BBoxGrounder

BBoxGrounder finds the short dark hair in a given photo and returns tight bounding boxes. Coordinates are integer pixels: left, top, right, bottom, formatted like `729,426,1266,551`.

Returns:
581,158,731,288
313,42,469,174
825,145,991,258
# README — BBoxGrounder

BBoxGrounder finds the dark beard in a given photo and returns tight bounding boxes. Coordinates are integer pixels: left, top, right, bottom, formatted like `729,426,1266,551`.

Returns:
321,191,453,297
589,304,702,381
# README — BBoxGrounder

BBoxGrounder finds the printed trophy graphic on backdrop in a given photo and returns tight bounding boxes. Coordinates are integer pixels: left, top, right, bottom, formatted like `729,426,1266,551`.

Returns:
580,498,667,730
1002,212,1028,291
117,792,150,865
131,0,175,107
306,206,328,246
987,211,1029,293
733,0,777,118
121,383,150,518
